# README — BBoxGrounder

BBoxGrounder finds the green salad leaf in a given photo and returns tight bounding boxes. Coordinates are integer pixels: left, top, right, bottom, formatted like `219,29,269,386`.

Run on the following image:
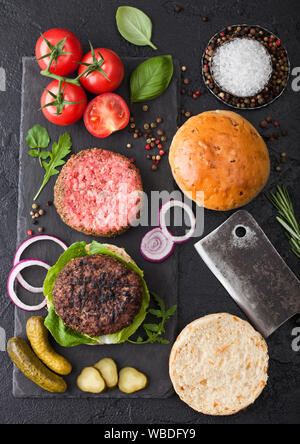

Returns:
116,6,157,50
130,55,174,103
44,241,150,347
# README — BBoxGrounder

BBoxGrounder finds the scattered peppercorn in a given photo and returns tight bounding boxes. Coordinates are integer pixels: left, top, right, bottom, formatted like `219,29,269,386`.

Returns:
185,111,191,118
144,123,150,130
39,209,45,216
142,105,149,112
175,5,183,13
260,120,268,128
274,121,279,127
266,115,272,123
126,143,132,149
32,203,39,210
156,117,163,124
181,66,187,72
38,227,44,233
157,129,164,136
152,165,158,171
275,166,281,172
202,16,208,22
183,78,190,85
27,230,33,236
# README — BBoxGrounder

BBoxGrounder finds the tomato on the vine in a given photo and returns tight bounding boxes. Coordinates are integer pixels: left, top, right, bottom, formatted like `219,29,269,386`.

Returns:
78,48,125,95
84,93,130,138
36,29,83,76
41,80,87,126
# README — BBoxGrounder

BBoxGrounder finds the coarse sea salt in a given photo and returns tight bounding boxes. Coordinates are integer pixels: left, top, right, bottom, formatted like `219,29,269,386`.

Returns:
211,38,272,98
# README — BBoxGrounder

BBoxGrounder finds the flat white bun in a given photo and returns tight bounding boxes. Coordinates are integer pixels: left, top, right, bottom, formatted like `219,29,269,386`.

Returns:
169,313,269,416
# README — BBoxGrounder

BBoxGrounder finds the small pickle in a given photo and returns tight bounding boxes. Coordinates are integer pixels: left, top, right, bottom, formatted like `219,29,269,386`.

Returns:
94,358,118,389
77,367,106,394
7,338,67,393
26,316,72,376
118,367,148,394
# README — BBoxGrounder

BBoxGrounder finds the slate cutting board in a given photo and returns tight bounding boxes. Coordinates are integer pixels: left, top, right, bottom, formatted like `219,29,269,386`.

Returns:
13,57,180,398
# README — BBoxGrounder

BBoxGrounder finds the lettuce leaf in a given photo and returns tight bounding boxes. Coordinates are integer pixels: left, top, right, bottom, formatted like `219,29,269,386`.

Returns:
44,241,150,347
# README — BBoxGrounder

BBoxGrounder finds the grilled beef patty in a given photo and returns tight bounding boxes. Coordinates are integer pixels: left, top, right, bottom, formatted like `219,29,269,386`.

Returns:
52,254,143,337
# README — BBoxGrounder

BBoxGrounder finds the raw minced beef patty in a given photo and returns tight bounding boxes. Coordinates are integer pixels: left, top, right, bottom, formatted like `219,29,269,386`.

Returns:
54,148,143,237
52,254,143,337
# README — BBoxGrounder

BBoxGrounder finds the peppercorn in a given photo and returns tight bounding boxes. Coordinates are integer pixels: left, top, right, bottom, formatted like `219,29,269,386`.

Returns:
150,122,157,129
142,105,149,112
39,209,45,216
181,88,186,95
202,16,208,22
183,78,190,85
145,144,151,150
32,220,38,225
275,166,281,172
34,213,39,219
156,117,163,124
181,66,187,72
46,201,53,207
157,129,164,136
152,165,158,171
156,155,161,161
130,117,135,123
133,133,139,139
280,152,287,157
159,150,165,156
175,5,183,13
157,144,163,149
27,230,33,236
274,121,279,127
260,120,268,128
30,211,34,216
146,155,151,160
130,123,136,129
266,115,273,123
126,143,132,149
144,123,150,130
161,136,167,142
185,112,191,118
32,203,39,210
38,227,44,233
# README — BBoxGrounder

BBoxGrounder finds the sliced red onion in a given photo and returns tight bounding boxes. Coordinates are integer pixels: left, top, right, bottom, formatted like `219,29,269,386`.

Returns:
140,228,175,263
159,200,196,244
13,235,68,293
7,259,50,312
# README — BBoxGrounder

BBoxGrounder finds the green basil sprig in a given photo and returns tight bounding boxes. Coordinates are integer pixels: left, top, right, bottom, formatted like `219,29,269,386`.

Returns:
26,125,51,168
130,55,174,103
116,6,157,50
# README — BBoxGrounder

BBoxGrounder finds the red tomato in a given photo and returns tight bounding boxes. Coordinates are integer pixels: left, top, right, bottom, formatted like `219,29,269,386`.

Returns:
78,48,125,94
36,29,83,76
41,80,87,126
84,93,130,138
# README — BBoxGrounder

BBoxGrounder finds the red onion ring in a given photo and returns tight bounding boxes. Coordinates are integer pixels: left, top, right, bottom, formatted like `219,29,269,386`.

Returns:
7,259,50,312
13,235,68,293
159,200,196,244
140,228,175,263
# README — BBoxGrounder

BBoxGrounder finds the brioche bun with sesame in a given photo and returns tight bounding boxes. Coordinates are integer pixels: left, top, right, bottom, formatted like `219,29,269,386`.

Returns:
169,111,270,211
169,313,269,416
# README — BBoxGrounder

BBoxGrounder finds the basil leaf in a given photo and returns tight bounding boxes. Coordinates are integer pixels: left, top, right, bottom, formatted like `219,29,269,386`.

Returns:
116,6,157,50
130,55,173,103
26,124,50,149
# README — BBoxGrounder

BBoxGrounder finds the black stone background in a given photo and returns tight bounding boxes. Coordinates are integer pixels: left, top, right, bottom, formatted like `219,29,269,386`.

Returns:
0,0,300,424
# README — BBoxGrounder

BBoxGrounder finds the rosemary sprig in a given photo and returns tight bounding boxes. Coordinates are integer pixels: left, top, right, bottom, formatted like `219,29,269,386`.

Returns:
266,184,300,259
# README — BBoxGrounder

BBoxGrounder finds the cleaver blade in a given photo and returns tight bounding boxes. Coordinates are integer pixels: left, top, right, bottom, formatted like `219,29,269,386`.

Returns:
194,210,300,338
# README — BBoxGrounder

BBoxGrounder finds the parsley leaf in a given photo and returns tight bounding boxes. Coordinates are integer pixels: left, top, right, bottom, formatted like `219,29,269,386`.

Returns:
34,133,72,201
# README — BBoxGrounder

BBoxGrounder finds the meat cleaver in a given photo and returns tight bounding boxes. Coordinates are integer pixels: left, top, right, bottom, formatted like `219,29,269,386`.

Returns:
194,210,300,338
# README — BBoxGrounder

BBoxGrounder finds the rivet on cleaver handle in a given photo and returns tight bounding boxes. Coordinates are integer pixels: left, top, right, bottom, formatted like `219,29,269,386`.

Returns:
195,210,300,338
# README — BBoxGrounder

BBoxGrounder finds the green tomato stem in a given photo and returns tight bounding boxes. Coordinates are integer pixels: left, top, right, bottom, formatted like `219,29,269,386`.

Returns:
40,70,81,86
